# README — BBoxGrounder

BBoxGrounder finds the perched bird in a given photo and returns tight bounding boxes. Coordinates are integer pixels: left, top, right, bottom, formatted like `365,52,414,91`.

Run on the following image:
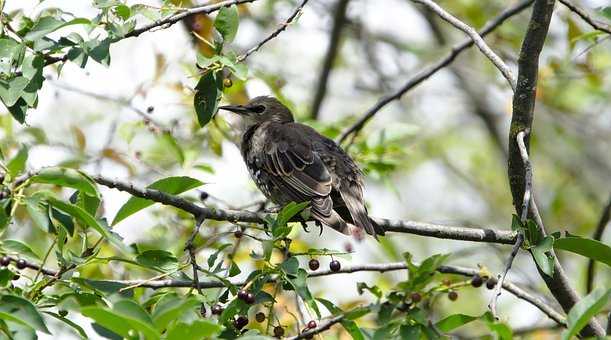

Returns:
219,96,384,238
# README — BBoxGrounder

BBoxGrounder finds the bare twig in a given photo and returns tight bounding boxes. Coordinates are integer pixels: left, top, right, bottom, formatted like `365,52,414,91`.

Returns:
338,0,533,144
410,0,516,90
288,315,344,340
236,0,309,62
507,0,605,336
586,194,611,293
489,131,530,318
558,0,611,35
185,215,205,294
309,0,350,119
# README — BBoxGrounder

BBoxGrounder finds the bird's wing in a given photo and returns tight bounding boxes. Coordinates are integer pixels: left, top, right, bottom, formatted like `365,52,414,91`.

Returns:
257,124,352,232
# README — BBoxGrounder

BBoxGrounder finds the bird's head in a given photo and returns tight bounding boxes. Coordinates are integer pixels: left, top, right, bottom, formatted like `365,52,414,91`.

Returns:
219,96,294,125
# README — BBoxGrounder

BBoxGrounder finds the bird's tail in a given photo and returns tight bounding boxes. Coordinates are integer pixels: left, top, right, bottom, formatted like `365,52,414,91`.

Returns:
340,187,385,238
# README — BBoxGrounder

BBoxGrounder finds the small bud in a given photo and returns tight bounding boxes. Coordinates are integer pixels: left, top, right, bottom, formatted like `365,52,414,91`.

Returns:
223,78,233,88
410,292,422,303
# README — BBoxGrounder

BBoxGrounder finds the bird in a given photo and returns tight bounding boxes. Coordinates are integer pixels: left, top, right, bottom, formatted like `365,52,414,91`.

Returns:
219,96,385,239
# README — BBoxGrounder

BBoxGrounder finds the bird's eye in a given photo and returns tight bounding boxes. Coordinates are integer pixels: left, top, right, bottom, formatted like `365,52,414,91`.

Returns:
250,105,265,114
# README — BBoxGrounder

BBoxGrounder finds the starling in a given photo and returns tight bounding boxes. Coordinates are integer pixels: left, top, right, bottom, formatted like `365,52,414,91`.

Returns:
220,96,384,238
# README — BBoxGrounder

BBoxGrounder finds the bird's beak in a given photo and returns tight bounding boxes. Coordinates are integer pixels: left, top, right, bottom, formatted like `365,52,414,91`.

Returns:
219,104,250,115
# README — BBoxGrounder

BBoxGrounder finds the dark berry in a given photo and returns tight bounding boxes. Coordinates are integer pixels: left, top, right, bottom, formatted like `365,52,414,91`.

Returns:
245,292,255,304
486,278,497,290
448,291,458,301
307,320,317,329
199,191,209,201
308,259,319,271
273,326,285,337
0,256,10,267
199,303,206,317
329,260,341,272
234,229,243,238
343,242,353,252
58,310,68,317
211,304,223,315
146,106,154,113
237,289,248,301
410,292,422,303
471,274,483,288
255,312,265,323
16,259,26,270
12,274,19,280
234,315,248,329
223,78,233,88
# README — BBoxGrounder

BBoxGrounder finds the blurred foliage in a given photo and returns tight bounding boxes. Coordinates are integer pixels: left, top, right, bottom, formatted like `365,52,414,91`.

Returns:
0,0,610,339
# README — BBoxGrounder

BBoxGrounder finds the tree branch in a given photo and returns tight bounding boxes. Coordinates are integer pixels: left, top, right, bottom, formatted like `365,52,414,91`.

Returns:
104,262,566,327
309,0,350,120
558,0,611,35
41,0,259,69
337,0,533,144
236,0,310,63
89,175,516,244
490,132,530,318
507,0,605,336
410,0,516,90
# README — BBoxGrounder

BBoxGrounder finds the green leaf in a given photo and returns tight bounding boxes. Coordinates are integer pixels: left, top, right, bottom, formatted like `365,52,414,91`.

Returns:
45,196,123,249
136,250,178,272
276,201,309,226
82,300,160,340
161,132,185,166
24,17,90,42
562,288,611,340
481,312,512,340
435,314,478,332
7,146,28,178
2,239,40,260
114,5,131,20
166,320,223,340
287,269,320,318
280,256,299,277
30,167,99,197
317,298,365,340
193,72,220,128
44,311,89,339
152,294,199,331
554,236,611,267
25,197,51,232
112,176,203,225
0,295,50,334
214,5,239,43
532,236,555,276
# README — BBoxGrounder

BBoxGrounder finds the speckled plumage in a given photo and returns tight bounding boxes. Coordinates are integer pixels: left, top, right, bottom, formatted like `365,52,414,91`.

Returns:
221,96,384,238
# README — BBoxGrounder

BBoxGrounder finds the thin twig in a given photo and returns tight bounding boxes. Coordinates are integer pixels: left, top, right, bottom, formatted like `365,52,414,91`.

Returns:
288,315,344,340
410,0,516,90
236,0,309,62
309,0,350,119
185,215,205,294
489,131,530,318
586,193,611,293
558,0,611,35
338,0,533,144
